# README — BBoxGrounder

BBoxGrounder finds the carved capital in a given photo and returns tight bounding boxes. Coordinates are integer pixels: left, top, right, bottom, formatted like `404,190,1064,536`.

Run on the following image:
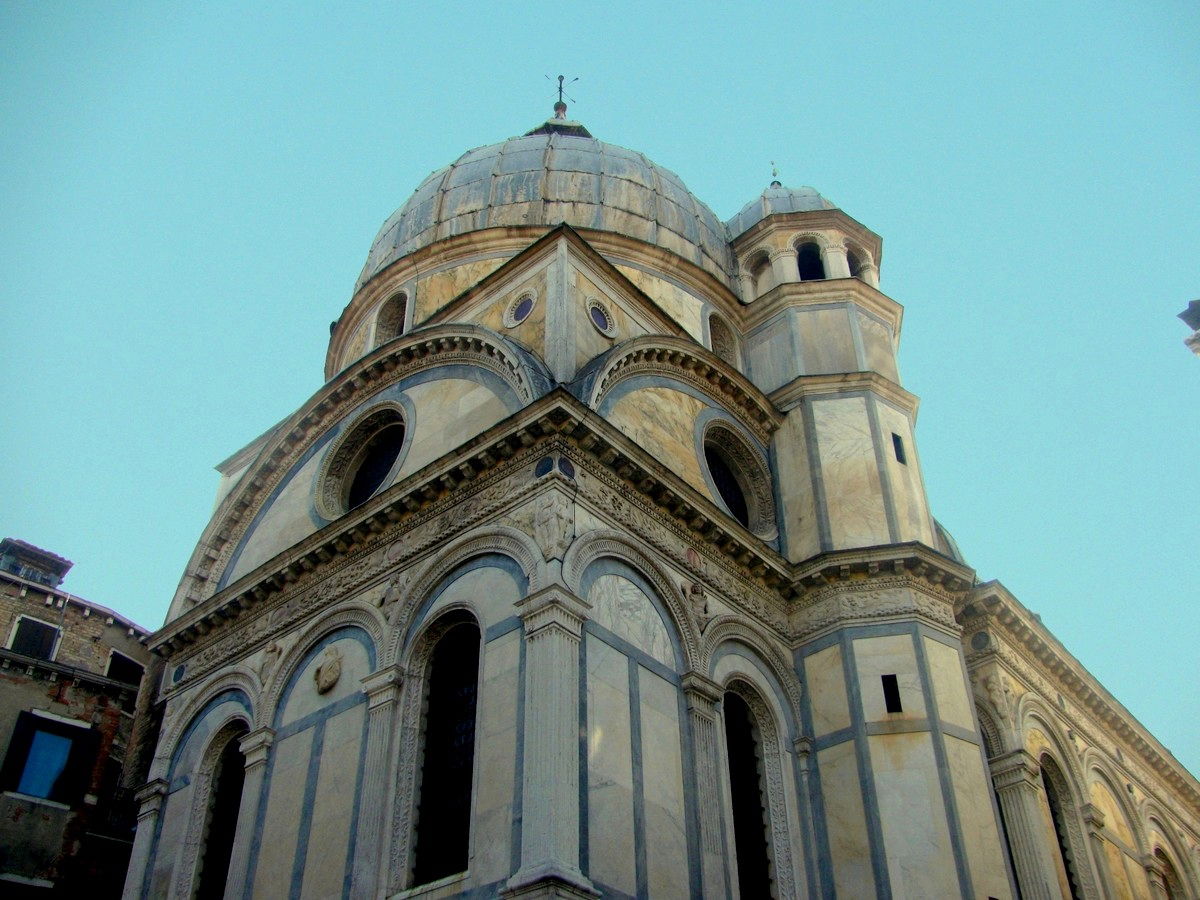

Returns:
238,727,275,769
989,748,1041,790
134,778,168,820
517,586,591,641
681,671,723,713
360,664,405,709
1081,801,1106,835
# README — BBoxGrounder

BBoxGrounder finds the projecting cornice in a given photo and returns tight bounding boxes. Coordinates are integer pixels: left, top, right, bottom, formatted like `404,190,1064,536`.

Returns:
742,278,904,338
957,581,1200,811
770,371,919,418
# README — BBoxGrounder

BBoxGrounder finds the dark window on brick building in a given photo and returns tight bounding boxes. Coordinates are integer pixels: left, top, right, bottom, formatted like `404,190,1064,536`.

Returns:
9,616,59,660
106,651,145,686
0,711,98,804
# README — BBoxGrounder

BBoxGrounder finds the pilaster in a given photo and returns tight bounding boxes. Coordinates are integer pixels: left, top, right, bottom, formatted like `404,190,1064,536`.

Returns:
989,749,1061,900
1143,853,1170,900
1082,803,1114,900
822,243,851,279
682,671,726,898
351,665,405,899
770,248,798,288
224,727,274,900
121,778,168,900
504,587,598,898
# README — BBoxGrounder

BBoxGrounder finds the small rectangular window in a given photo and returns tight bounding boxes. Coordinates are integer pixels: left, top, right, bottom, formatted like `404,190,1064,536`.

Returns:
881,674,903,713
106,651,145,686
9,617,59,661
891,433,907,464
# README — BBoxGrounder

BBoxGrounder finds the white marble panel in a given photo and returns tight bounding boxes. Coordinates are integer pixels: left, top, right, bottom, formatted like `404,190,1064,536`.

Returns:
870,732,959,899
300,703,364,900
813,397,889,548
227,450,324,584
945,735,1011,900
777,411,821,561
254,732,309,897
586,636,636,896
818,740,875,898
853,634,925,722
857,311,899,381
587,574,673,668
805,644,850,736
639,668,688,899
923,638,973,730
420,564,521,634
607,387,708,497
875,401,933,544
280,636,372,727
798,307,857,375
396,378,510,481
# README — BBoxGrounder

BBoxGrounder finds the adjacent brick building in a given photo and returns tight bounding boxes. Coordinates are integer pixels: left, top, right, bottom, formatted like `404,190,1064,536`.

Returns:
0,538,152,896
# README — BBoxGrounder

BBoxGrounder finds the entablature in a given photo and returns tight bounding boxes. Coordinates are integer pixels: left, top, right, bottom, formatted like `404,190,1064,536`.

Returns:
743,278,904,337
770,371,919,418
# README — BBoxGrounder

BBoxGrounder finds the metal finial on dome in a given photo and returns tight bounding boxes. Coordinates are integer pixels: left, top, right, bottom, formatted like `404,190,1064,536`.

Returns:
547,74,578,118
769,160,782,188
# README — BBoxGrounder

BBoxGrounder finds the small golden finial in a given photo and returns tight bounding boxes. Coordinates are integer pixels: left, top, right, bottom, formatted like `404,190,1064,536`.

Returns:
769,161,782,188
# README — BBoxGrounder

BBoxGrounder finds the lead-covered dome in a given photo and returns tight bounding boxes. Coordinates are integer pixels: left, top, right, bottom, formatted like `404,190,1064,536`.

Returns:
725,184,836,241
356,123,735,290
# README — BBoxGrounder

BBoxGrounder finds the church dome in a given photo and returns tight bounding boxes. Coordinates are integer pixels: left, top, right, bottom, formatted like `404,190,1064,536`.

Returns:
725,184,836,241
356,122,735,290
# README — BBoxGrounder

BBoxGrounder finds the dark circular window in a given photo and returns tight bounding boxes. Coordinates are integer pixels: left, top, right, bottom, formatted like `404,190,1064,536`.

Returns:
318,406,408,518
346,422,406,510
705,444,750,528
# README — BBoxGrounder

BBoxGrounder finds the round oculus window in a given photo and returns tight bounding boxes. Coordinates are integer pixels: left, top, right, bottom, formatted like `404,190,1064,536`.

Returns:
587,299,616,337
503,292,536,328
318,406,408,518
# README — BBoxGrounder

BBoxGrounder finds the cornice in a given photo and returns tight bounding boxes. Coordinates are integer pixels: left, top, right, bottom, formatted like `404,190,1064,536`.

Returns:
958,580,1200,812
769,371,919,418
589,335,782,443
742,278,904,337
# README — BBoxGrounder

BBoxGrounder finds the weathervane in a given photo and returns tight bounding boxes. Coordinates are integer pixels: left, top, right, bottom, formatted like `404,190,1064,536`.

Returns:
546,74,579,117
770,160,782,187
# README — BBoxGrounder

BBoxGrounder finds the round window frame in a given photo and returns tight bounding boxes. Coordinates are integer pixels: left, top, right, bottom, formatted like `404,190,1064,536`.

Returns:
586,298,617,338
316,402,410,519
502,291,537,328
699,419,777,541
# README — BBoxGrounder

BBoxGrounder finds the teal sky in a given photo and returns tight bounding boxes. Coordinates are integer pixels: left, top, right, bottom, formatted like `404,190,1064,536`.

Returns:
2,2,1197,774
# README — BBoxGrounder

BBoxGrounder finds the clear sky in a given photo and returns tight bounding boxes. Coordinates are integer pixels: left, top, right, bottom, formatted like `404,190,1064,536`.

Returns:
2,2,1197,774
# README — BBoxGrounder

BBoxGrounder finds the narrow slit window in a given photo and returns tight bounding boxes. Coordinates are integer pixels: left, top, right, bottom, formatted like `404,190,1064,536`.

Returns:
881,674,902,713
891,432,907,464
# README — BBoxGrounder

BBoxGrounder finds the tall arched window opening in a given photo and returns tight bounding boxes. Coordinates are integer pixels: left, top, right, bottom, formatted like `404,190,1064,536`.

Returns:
723,691,772,898
412,619,481,886
705,443,750,528
194,728,247,900
796,243,825,281
346,420,406,510
1154,848,1182,900
749,253,773,299
1040,762,1083,900
376,291,408,345
846,248,865,278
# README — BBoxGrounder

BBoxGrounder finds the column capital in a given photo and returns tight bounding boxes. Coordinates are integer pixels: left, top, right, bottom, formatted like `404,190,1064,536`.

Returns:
989,748,1041,789
516,586,591,640
134,778,168,819
238,726,275,768
768,247,797,261
1081,802,1106,835
360,664,405,708
681,671,723,710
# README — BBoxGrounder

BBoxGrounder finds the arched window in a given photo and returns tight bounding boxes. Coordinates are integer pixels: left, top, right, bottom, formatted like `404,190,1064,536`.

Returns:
1040,759,1083,900
749,253,773,299
700,423,777,540
709,314,738,367
796,242,825,281
194,728,248,899
412,618,481,886
376,291,408,345
1154,848,1183,900
846,247,865,279
723,690,773,898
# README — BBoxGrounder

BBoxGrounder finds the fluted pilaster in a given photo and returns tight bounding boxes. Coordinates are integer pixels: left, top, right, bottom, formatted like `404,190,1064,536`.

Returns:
351,665,405,899
121,778,168,900
683,671,726,897
504,587,597,898
990,749,1061,900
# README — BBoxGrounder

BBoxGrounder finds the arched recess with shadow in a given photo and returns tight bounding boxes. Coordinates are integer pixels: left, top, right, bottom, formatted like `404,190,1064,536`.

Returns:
391,609,483,891
710,644,804,900
375,291,408,346
1039,752,1091,900
143,688,253,899
385,550,528,895
795,240,825,281
1144,805,1199,900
